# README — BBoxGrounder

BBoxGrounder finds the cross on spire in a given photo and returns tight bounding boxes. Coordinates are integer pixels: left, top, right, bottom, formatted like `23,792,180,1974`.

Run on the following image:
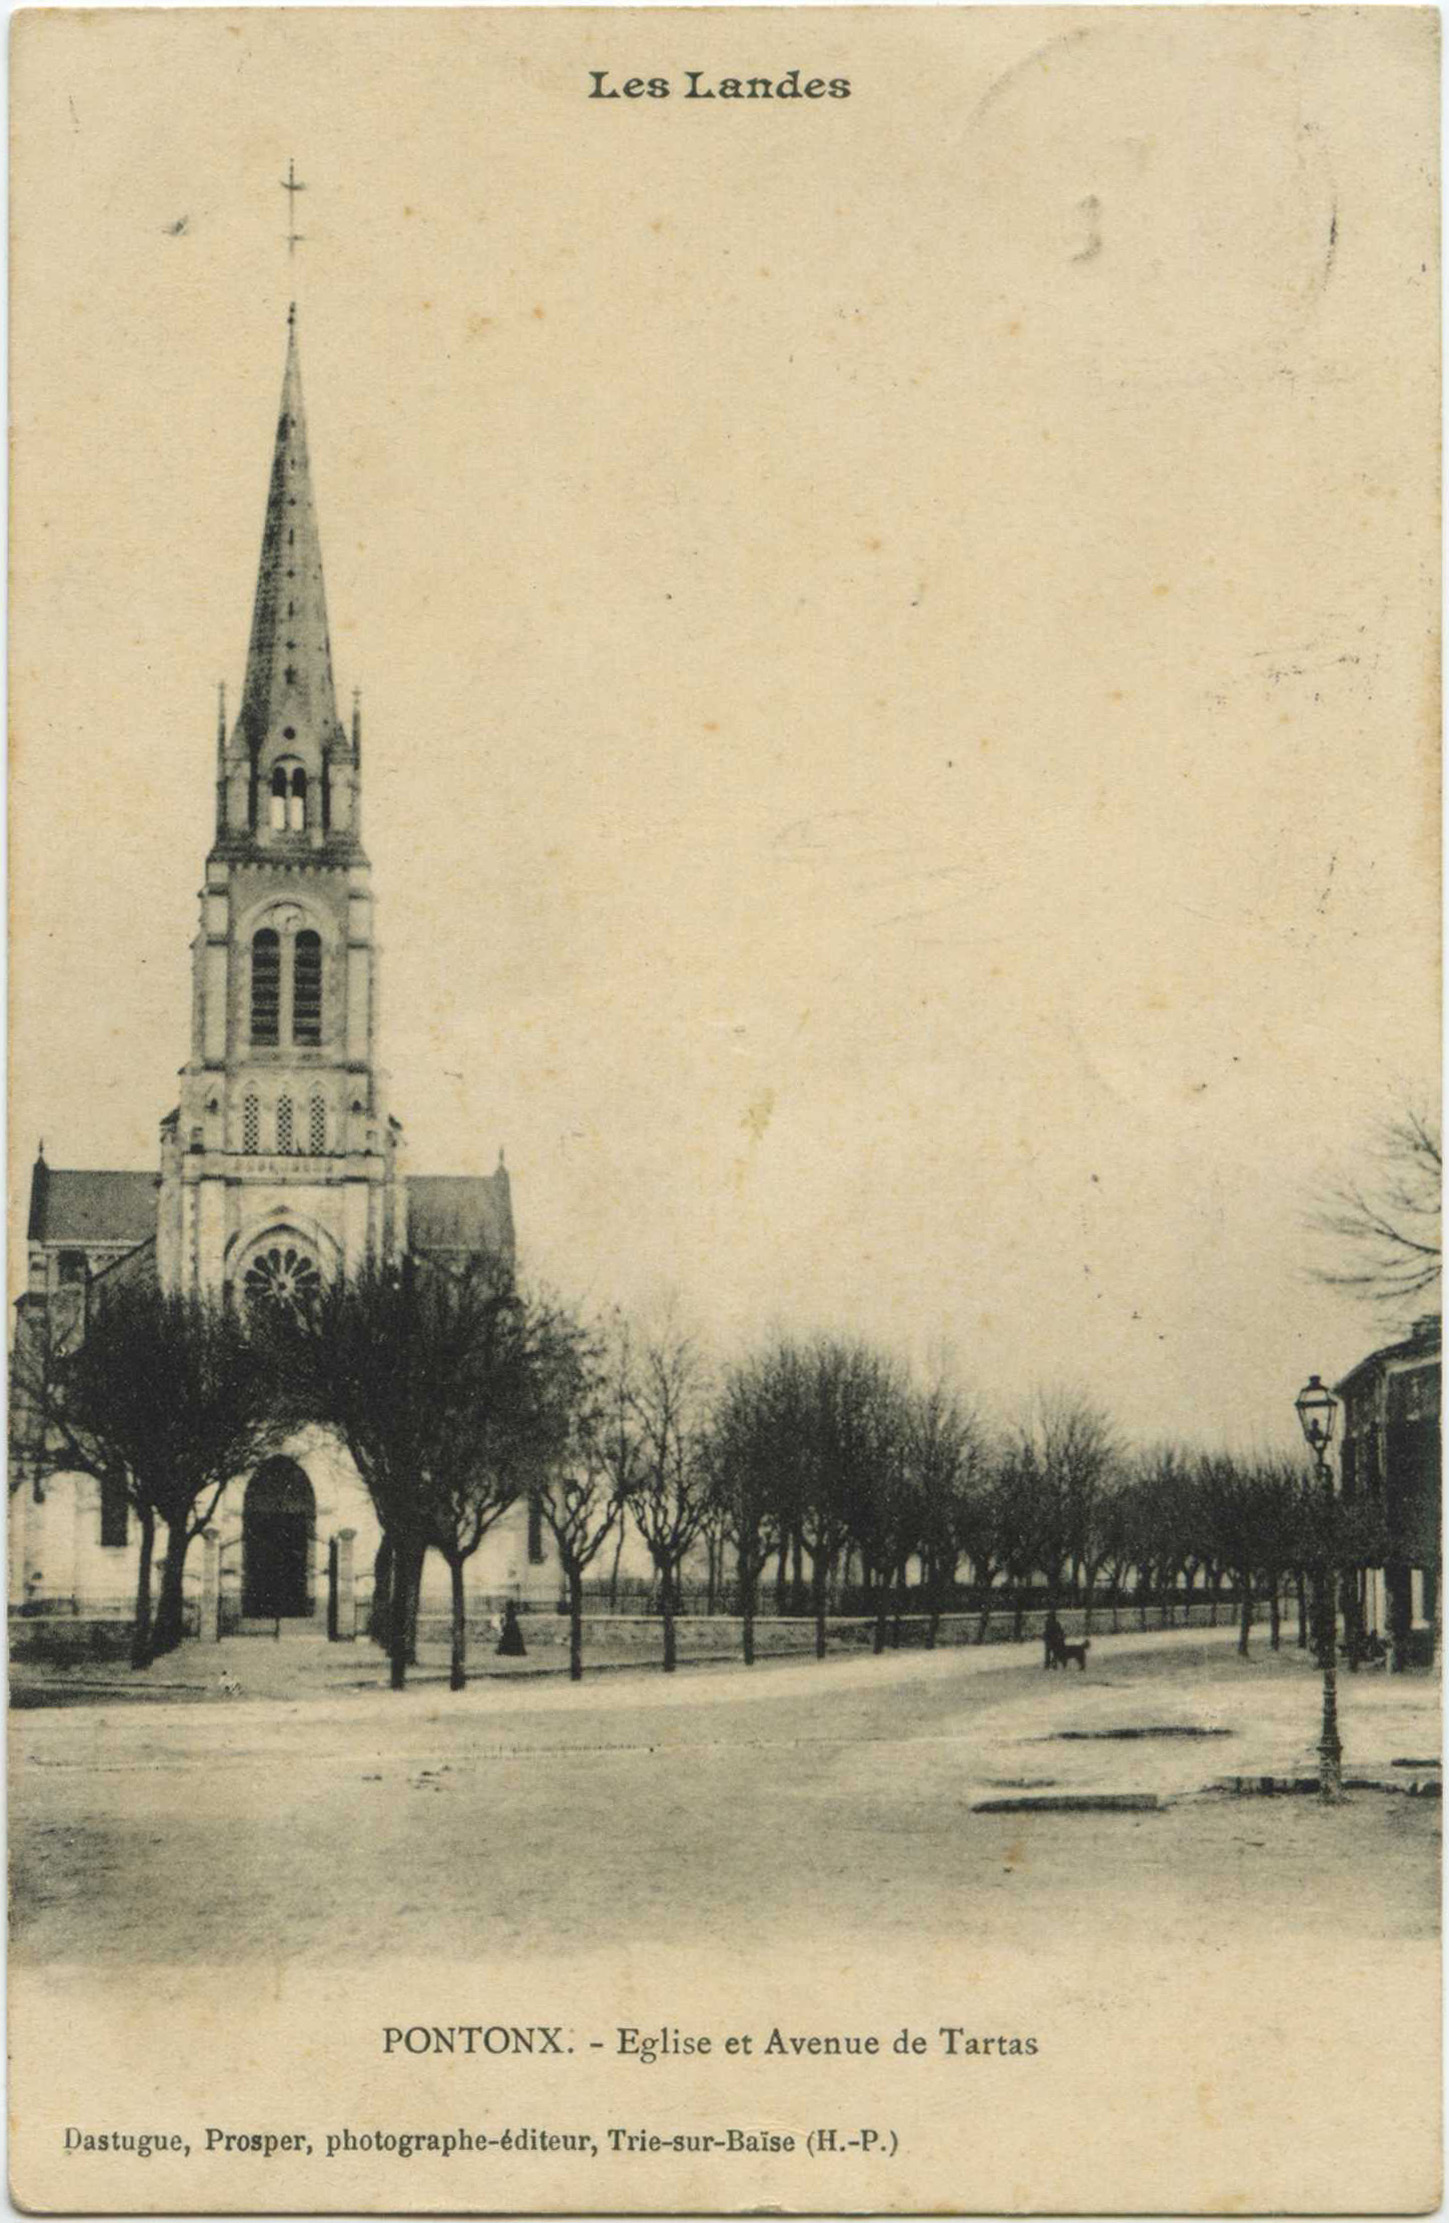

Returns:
281,158,306,257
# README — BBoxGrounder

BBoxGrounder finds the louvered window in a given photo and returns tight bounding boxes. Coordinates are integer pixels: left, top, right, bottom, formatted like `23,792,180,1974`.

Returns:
309,1094,326,1154
243,1094,260,1153
251,930,281,1045
293,930,322,1045
277,1094,294,1154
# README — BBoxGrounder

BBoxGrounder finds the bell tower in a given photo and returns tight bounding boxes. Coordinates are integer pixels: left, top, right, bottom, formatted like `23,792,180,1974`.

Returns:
159,308,404,1300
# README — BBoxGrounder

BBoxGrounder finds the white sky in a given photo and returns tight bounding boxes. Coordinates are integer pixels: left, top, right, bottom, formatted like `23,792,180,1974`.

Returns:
9,8,1439,1450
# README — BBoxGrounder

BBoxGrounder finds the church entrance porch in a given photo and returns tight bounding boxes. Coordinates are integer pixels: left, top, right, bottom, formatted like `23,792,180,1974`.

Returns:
242,1459,316,1621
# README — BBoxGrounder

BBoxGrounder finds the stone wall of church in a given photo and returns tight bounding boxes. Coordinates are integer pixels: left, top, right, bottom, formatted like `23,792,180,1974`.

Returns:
11,1431,593,1627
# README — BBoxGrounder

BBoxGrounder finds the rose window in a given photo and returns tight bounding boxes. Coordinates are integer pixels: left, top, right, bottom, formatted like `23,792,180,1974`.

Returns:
243,1244,322,1315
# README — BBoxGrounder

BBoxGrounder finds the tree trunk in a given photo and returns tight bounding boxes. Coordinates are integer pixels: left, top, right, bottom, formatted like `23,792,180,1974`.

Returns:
129,1503,156,1669
1237,1575,1253,1657
1082,1570,1095,1635
568,1564,584,1682
1316,1561,1345,1671
369,1534,394,1648
607,1523,625,1611
448,1555,467,1691
1341,1567,1362,1673
792,1528,806,1613
740,1559,757,1667
149,1518,190,1658
404,1548,422,1665
1012,1584,1025,1642
1268,1581,1281,1651
390,1537,422,1690
661,1563,678,1674
1296,1569,1309,1649
812,1550,828,1661
872,1561,887,1656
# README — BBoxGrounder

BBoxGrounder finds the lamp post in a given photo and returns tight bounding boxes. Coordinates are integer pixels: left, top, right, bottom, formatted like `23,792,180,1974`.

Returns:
1294,1373,1345,1803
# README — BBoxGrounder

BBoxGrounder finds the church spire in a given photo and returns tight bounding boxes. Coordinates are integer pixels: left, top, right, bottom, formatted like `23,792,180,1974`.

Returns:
236,305,342,759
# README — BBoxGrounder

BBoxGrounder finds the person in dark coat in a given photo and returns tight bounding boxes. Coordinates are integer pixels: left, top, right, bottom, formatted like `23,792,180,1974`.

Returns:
497,1599,527,1657
1043,1610,1066,1669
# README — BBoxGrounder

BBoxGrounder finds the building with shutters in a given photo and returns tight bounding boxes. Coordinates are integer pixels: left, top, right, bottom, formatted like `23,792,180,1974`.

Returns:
1336,1314,1441,1667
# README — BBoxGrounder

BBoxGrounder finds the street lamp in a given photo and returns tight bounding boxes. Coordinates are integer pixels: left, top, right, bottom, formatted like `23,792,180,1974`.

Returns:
1294,1374,1345,1803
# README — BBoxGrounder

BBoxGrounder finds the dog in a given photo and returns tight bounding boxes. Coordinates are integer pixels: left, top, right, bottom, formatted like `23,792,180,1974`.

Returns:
218,1670,244,1698
1060,1639,1090,1673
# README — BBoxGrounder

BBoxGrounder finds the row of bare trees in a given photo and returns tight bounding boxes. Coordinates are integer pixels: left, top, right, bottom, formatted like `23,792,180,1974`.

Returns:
700,1356,1389,1667
9,1261,1397,1688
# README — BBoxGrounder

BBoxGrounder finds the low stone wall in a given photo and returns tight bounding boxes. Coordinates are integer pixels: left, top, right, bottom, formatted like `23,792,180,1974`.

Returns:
10,1613,141,1664
9,1596,1265,1665
415,1600,1246,1656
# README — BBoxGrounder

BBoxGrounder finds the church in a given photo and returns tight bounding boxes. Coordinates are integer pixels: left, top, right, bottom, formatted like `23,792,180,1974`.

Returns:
11,307,555,1635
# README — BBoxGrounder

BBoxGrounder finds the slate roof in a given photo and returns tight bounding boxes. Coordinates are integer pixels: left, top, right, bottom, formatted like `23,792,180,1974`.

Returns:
1336,1320,1441,1400
408,1170,515,1261
236,310,344,759
26,1160,515,1263
27,1165,158,1247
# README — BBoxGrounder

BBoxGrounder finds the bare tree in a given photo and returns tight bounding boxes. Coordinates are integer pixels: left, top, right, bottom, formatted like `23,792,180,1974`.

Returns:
539,1350,627,1682
838,1351,915,1655
989,1438,1045,1641
908,1373,986,1647
420,1285,582,1690
11,1281,280,1664
601,1317,712,1673
1018,1388,1120,1611
1129,1443,1196,1627
795,1340,890,1660
706,1352,788,1666
282,1254,567,1691
1309,1105,1441,1315
1196,1453,1274,1657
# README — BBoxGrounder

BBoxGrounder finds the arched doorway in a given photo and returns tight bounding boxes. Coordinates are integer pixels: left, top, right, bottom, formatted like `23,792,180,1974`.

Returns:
243,1458,315,1618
